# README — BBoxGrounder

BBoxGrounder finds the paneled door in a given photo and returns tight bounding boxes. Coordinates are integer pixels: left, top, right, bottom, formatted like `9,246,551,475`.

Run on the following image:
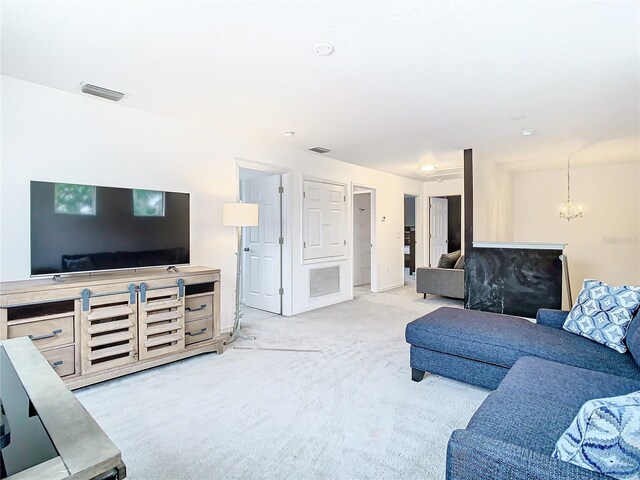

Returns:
303,180,346,260
242,174,282,314
430,197,449,266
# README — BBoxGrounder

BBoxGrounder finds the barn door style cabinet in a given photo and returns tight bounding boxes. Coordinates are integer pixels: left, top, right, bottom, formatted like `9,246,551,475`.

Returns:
0,266,222,389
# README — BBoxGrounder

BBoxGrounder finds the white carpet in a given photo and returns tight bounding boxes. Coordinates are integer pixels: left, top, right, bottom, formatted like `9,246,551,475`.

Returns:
75,283,488,480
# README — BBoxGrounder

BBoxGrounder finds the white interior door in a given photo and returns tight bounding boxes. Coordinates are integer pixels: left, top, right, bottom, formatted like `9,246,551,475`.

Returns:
430,197,448,266
303,180,346,260
242,174,282,314
353,193,371,286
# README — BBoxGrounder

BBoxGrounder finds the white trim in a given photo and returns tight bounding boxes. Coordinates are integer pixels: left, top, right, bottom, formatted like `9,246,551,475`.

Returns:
377,282,404,292
473,241,566,250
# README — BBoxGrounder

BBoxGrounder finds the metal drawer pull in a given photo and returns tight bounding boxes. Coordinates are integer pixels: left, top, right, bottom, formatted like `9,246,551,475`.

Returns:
186,304,207,313
186,328,207,336
28,329,62,341
51,360,64,369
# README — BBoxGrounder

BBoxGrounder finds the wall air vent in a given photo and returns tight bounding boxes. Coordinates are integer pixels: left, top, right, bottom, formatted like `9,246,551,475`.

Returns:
81,83,126,102
309,147,331,154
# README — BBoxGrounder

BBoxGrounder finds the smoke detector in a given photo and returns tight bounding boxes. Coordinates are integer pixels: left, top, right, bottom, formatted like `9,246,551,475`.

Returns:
312,43,334,56
80,83,126,102
309,147,331,154
283,131,295,137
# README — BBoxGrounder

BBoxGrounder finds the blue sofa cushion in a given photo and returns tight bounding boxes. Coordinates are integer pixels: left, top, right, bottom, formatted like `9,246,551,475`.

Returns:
625,315,640,368
552,391,640,479
466,389,579,455
466,358,640,457
536,308,570,329
405,307,640,380
499,357,640,407
563,279,640,353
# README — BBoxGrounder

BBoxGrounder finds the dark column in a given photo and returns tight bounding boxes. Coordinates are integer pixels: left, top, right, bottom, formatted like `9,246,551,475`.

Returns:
463,149,473,309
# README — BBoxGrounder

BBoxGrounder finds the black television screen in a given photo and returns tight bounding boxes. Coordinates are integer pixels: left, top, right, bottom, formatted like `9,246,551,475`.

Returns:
30,181,190,275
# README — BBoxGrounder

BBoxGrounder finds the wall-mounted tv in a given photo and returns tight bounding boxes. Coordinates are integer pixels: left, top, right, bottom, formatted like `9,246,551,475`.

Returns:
30,181,190,276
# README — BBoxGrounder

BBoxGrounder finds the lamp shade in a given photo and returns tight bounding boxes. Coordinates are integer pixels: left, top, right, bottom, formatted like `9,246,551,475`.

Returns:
223,203,259,227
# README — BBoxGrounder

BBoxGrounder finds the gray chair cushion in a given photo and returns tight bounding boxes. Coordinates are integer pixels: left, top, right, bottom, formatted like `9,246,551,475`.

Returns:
453,255,464,270
437,250,461,268
405,307,640,380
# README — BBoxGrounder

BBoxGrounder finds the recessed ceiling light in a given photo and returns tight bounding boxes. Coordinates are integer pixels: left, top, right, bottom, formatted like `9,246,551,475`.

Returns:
419,163,437,172
521,129,535,136
283,131,295,137
312,43,334,56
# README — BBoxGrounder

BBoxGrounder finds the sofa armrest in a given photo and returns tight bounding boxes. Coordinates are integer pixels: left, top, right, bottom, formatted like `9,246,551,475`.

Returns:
446,429,606,480
536,309,570,329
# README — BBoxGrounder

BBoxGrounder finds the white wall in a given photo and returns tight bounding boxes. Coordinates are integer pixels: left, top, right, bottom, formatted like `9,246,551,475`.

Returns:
511,162,640,307
0,76,425,326
472,156,513,242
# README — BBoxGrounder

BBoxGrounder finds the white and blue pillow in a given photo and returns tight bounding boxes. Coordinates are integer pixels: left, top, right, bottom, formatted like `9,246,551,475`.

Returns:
563,279,640,353
552,391,640,479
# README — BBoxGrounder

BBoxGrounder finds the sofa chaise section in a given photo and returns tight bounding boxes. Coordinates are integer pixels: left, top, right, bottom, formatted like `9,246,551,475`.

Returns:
406,307,640,389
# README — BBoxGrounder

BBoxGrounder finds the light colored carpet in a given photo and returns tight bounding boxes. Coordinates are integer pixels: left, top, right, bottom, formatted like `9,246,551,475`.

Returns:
75,283,489,480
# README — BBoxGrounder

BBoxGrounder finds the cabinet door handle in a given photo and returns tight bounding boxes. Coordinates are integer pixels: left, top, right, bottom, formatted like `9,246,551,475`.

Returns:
186,328,207,336
51,360,64,368
28,329,62,341
186,304,207,313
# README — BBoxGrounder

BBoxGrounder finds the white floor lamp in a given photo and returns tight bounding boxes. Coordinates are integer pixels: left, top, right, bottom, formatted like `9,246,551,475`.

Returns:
223,202,259,344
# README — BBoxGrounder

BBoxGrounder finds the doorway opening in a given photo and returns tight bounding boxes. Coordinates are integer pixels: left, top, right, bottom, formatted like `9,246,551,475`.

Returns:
404,194,417,282
352,185,377,293
428,195,462,266
239,167,283,315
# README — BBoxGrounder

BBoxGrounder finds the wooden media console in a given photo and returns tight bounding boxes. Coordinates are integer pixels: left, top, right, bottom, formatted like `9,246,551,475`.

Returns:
0,266,222,389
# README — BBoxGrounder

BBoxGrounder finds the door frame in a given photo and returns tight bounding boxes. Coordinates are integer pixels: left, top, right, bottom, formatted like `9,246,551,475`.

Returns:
403,191,423,282
427,193,464,267
351,184,378,294
236,158,293,316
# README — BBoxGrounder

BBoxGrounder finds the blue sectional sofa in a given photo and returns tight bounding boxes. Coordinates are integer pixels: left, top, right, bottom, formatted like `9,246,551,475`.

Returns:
405,307,640,480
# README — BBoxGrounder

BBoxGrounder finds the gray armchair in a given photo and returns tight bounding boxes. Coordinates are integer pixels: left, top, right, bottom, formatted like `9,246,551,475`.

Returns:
416,267,464,300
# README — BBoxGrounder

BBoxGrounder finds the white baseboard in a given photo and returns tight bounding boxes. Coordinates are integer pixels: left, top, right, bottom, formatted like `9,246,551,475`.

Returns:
291,295,353,316
377,283,404,292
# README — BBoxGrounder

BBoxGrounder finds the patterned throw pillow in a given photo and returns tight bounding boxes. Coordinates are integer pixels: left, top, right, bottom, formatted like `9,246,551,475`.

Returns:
552,391,640,480
563,279,640,353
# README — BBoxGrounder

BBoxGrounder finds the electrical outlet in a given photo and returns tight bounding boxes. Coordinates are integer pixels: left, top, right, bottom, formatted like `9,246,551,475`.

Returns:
386,266,389,273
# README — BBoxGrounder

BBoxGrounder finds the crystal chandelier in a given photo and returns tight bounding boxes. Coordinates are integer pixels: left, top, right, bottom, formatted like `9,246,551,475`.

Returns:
558,154,583,221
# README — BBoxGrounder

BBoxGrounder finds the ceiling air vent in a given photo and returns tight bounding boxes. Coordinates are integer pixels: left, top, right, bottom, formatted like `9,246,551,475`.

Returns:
309,147,331,154
81,83,126,102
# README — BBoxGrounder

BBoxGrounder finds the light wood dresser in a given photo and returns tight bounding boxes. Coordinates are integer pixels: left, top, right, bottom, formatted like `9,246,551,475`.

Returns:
0,266,223,389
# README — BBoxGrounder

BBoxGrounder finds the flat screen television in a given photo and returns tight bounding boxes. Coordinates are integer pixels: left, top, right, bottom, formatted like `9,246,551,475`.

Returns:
30,181,190,276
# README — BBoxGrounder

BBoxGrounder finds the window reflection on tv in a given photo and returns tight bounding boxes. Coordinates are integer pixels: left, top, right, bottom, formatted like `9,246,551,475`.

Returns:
30,181,190,275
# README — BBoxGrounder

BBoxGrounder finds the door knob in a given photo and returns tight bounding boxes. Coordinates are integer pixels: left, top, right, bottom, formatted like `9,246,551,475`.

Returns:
243,247,250,252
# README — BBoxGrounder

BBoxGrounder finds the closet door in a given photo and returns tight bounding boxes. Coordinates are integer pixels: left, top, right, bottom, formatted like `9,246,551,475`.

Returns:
303,180,346,261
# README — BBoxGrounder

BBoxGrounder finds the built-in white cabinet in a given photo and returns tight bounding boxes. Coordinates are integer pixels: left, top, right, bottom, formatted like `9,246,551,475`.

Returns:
303,180,347,261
